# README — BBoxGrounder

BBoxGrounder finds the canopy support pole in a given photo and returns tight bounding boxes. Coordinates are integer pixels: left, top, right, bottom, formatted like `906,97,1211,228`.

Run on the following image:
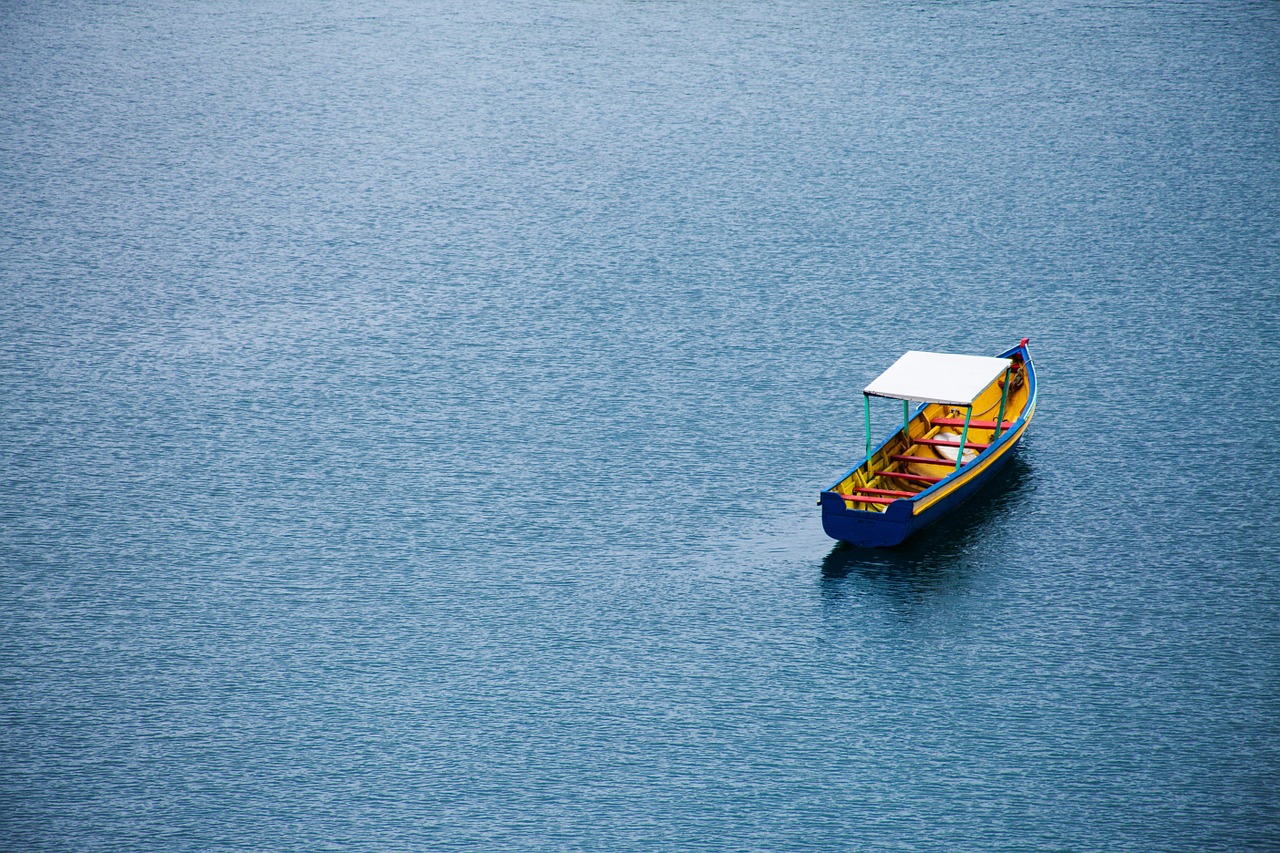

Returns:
994,367,1011,440
955,405,973,471
902,400,910,443
863,393,871,462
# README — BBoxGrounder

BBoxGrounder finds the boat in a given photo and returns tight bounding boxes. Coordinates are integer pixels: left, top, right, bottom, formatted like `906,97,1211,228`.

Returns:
820,339,1036,547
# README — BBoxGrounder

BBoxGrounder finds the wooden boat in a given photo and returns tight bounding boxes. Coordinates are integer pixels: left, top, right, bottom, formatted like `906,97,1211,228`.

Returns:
820,339,1036,547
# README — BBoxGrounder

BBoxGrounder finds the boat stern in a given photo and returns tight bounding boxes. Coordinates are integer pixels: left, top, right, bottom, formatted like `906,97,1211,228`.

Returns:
819,491,915,547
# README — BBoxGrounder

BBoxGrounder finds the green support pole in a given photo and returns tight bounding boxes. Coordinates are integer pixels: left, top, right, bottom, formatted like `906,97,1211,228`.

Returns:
955,405,973,471
994,367,1011,440
864,394,871,461
903,399,910,444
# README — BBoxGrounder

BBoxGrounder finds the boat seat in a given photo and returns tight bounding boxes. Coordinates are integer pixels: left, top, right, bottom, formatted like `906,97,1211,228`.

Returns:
891,454,964,467
931,416,1014,430
850,486,916,497
835,494,896,505
874,470,943,484
914,436,990,451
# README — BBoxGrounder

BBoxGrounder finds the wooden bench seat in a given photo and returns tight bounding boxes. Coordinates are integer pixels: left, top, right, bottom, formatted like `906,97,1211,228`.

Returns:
914,436,990,451
835,494,896,505
931,416,1014,430
891,454,963,467
851,487,916,498
874,470,943,485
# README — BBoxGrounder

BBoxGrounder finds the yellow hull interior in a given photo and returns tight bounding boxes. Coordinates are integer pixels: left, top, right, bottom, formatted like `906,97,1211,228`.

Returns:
835,359,1031,512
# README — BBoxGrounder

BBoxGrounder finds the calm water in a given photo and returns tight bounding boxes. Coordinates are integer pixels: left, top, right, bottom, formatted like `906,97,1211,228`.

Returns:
3,1,1279,849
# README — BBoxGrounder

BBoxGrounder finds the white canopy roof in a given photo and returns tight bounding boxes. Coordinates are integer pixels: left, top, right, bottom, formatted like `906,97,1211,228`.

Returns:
863,350,1012,406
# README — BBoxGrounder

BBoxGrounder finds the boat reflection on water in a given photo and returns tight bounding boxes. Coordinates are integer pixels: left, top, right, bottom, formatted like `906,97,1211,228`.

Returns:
819,455,1036,604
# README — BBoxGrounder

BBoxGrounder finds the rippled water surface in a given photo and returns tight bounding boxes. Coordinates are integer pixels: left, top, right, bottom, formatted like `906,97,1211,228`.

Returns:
3,1,1279,849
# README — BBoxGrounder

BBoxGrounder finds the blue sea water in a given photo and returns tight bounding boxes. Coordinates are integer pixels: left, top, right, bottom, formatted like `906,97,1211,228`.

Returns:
3,0,1279,849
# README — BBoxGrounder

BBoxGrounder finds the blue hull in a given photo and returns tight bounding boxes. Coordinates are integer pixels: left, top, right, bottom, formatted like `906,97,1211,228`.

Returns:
821,341,1035,548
